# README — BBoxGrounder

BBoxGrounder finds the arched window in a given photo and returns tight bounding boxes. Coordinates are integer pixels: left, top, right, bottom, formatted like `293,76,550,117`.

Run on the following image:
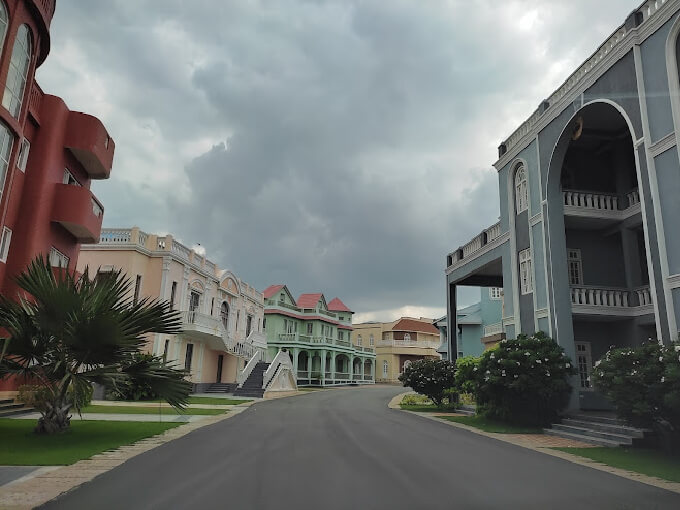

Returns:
0,3,8,57
404,333,411,342
3,24,32,118
382,360,388,377
357,334,362,346
220,301,229,329
369,334,374,346
514,164,528,214
0,121,13,198
403,360,412,372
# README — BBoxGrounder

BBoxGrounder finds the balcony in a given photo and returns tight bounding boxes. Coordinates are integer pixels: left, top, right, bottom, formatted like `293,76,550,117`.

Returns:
570,285,653,317
447,221,506,268
51,184,104,243
64,111,115,179
377,339,441,349
181,310,224,341
483,322,503,337
274,333,374,355
562,188,641,228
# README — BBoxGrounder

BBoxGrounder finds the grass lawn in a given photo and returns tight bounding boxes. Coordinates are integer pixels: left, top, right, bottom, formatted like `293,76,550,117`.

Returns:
553,447,680,483
400,404,457,413
79,405,226,416
186,397,251,405
0,419,181,466
439,415,543,434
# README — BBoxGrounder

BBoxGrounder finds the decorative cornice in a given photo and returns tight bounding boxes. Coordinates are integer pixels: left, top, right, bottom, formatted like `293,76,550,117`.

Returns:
648,131,677,157
667,273,680,289
529,212,543,226
535,308,550,319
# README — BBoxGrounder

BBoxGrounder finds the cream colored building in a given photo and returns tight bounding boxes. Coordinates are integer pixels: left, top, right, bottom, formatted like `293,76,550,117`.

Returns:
77,227,266,392
352,317,441,383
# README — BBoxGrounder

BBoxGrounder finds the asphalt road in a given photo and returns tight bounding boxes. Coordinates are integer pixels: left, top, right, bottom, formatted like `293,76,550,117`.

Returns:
42,386,680,510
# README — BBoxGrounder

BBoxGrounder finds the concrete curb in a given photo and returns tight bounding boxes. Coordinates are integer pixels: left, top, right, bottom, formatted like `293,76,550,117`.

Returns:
396,405,680,495
0,404,253,509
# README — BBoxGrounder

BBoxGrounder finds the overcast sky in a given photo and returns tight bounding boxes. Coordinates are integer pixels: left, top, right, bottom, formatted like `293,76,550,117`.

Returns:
38,0,641,322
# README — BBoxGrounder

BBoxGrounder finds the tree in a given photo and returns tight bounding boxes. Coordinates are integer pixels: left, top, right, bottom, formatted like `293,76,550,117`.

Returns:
475,332,575,426
0,257,191,434
398,358,456,407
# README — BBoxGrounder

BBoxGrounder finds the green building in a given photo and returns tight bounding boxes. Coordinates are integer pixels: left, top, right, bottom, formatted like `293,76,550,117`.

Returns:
262,284,375,386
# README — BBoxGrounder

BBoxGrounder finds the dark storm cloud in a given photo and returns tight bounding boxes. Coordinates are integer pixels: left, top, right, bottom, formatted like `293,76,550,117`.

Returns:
38,0,641,318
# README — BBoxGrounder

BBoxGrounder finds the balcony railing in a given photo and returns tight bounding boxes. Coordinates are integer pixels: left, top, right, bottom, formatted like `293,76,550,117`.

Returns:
377,339,441,349
570,285,653,309
448,221,503,266
483,322,503,336
562,188,641,214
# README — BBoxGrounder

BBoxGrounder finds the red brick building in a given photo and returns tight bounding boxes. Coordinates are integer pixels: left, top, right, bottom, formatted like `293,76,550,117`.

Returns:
0,0,114,296
0,0,115,393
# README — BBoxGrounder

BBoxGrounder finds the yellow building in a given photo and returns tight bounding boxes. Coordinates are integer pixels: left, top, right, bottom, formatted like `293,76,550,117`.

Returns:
352,318,441,383
77,227,266,392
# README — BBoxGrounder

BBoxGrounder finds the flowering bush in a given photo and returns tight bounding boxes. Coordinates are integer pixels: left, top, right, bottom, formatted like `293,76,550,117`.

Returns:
475,332,576,426
398,358,456,407
592,342,680,450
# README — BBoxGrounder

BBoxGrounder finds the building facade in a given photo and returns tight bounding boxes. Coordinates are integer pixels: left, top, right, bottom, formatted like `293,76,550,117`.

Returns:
78,227,266,392
353,318,441,384
0,1,115,395
446,0,680,410
263,285,375,386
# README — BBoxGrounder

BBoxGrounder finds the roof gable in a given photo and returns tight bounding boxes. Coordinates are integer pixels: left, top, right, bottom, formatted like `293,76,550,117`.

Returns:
391,318,439,335
328,297,352,313
296,293,325,309
263,284,284,299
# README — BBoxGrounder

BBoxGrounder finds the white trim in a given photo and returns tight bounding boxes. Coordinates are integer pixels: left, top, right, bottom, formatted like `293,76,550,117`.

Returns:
529,212,543,226
0,225,10,262
648,131,676,157
445,232,509,275
563,202,641,221
635,43,675,339
535,308,549,319
667,273,680,289
507,159,524,333
572,304,655,317
537,136,553,338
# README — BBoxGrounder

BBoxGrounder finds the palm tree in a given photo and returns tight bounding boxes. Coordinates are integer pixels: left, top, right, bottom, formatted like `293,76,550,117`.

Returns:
0,256,191,434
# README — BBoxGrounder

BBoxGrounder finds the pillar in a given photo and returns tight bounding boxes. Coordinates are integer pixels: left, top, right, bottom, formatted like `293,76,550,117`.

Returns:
320,349,327,386
446,282,457,362
361,357,365,380
330,351,336,383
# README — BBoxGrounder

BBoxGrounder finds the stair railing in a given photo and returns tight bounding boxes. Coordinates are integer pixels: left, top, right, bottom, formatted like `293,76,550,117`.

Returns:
262,350,295,390
237,350,263,388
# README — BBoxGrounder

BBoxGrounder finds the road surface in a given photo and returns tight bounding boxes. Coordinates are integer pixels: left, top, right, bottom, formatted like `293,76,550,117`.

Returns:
41,386,680,509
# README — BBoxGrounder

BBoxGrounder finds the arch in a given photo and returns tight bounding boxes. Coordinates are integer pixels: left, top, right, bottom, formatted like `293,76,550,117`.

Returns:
514,163,528,214
382,359,388,377
0,120,13,196
220,301,230,329
189,279,205,292
402,359,412,372
2,24,32,118
544,99,664,351
220,272,242,295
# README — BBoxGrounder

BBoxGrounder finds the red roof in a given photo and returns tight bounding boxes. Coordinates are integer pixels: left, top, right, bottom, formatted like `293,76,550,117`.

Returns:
264,309,353,330
296,293,323,308
392,318,439,334
263,285,284,299
328,297,352,313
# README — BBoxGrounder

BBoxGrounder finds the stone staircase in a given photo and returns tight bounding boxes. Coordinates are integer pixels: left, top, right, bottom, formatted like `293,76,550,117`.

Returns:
205,383,237,394
545,413,652,447
233,362,270,398
0,398,34,418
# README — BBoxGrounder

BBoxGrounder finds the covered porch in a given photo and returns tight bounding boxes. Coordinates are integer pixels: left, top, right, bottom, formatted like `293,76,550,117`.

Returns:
291,348,375,387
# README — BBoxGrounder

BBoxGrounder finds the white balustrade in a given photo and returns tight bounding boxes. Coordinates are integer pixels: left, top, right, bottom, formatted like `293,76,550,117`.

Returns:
483,322,503,336
262,350,295,389
635,286,653,306
138,231,148,246
99,228,131,244
627,189,640,207
171,240,191,260
485,222,501,242
181,310,222,331
237,350,263,387
376,339,440,349
570,286,629,307
462,235,483,258
640,0,668,20
563,190,618,210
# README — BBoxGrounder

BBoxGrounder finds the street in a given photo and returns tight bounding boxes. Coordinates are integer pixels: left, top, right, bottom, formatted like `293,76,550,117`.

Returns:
42,386,680,509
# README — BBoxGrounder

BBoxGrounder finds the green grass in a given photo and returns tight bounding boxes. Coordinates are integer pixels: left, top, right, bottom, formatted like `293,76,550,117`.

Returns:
400,404,457,413
438,415,543,434
79,405,227,416
553,447,680,483
186,397,251,405
0,419,181,466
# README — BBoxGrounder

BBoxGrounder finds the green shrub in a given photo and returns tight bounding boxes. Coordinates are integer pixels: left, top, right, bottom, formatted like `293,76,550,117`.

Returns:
475,332,576,426
455,356,481,395
106,353,161,402
398,358,456,407
592,342,680,451
401,394,433,406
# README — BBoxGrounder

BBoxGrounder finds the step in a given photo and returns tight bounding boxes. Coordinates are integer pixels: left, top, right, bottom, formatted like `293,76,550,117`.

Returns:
550,424,634,445
0,403,25,411
543,428,625,447
561,418,645,438
0,406,35,418
567,413,626,426
0,399,14,405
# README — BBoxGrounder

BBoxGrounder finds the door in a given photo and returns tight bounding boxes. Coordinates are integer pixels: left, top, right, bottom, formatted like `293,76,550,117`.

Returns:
575,342,593,391
188,291,200,323
216,354,224,383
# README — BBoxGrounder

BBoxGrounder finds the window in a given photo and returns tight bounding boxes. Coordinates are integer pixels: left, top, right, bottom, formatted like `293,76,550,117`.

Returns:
306,323,313,335
568,248,583,285
220,302,229,329
279,293,285,304
163,339,170,361
0,122,13,199
338,330,344,341
519,248,533,294
0,3,8,56
514,165,528,214
575,342,593,390
489,287,502,300
383,360,388,377
49,247,69,268
63,168,80,186
3,25,32,118
246,315,253,337
369,334,374,346
258,318,261,331
404,333,411,342
189,291,200,315
357,334,362,346
236,310,240,330
170,282,177,311
133,275,142,304
263,318,266,329
17,138,29,171
184,343,194,371
0,226,10,262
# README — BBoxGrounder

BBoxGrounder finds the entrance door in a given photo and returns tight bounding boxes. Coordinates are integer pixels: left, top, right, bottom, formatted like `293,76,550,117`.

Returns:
216,354,224,383
575,342,593,391
188,292,200,323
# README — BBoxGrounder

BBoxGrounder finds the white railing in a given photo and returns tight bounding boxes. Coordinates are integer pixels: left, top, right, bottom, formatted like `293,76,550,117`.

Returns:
627,189,640,207
138,231,148,246
635,286,653,306
181,310,222,332
462,235,483,258
376,339,441,349
640,0,668,21
483,322,503,336
100,229,131,244
570,286,629,307
563,190,619,210
262,350,294,389
335,373,350,380
485,222,502,242
172,240,191,260
237,350,263,387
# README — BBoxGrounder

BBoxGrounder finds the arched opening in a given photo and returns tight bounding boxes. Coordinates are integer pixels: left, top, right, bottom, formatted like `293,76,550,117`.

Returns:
335,354,349,378
220,301,229,329
353,357,362,380
363,359,373,381
546,101,658,410
3,24,32,118
514,164,528,214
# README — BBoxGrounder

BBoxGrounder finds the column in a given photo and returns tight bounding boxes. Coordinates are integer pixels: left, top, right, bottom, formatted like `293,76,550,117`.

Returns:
621,227,643,291
361,357,365,381
371,359,375,381
320,349,327,386
446,282,457,362
349,354,354,381
292,347,299,375
330,351,336,383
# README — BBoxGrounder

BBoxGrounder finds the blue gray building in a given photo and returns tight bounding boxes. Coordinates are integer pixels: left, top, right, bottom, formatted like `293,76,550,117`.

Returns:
446,0,680,410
